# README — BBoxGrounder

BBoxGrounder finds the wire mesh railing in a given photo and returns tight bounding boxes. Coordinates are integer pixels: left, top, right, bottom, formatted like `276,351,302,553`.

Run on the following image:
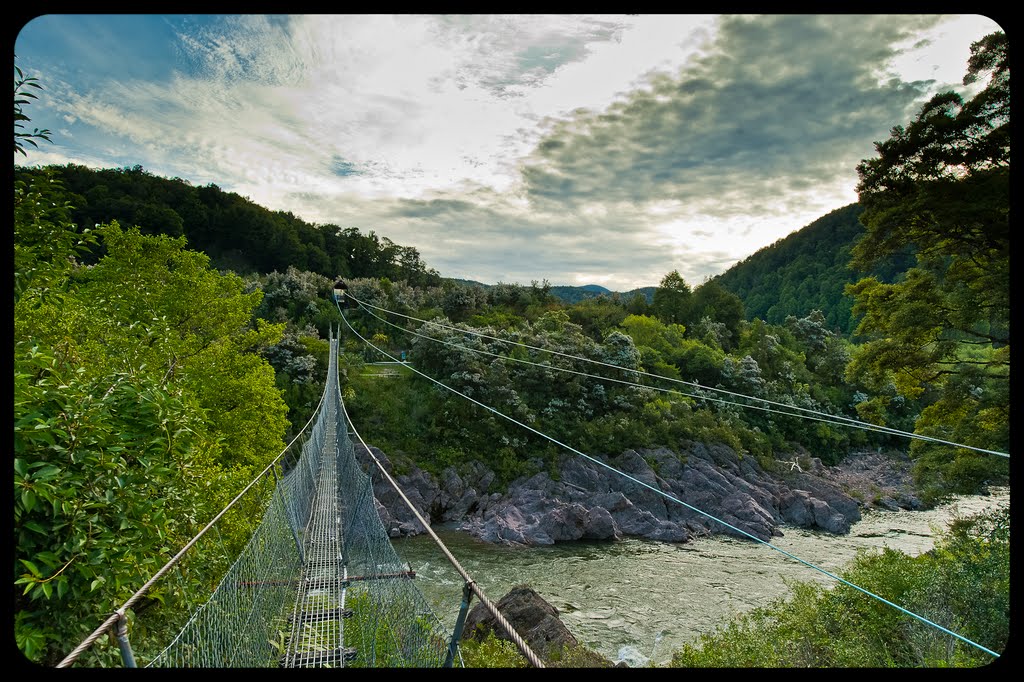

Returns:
58,328,454,668
334,391,451,667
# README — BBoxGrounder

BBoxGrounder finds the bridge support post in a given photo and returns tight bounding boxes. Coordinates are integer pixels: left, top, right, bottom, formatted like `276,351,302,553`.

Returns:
110,609,137,668
443,581,475,668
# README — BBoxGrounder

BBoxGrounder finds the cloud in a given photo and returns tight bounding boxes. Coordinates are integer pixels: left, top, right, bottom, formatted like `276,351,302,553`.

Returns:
281,184,721,290
517,14,946,215
15,14,1002,291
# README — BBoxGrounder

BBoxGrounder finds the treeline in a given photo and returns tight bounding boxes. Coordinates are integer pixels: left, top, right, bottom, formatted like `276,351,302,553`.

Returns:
337,273,894,488
13,163,442,287
263,258,1000,504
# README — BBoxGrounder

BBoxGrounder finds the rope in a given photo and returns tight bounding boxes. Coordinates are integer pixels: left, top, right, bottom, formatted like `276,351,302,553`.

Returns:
339,308,1001,660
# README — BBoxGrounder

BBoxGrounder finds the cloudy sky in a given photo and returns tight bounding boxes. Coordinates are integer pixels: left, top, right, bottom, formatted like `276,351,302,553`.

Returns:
14,14,1004,290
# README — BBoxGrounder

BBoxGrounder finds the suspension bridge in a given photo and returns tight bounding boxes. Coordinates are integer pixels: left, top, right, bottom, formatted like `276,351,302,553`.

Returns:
57,326,543,669
54,289,1006,668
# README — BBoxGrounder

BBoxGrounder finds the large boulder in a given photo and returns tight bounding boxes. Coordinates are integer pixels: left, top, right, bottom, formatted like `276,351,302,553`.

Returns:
461,585,578,662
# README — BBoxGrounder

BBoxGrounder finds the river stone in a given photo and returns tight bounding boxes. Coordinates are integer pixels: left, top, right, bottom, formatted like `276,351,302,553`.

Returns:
583,505,618,540
718,493,777,541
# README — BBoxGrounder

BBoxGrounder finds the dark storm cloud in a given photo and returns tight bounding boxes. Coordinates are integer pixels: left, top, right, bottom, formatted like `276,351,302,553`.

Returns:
519,14,944,214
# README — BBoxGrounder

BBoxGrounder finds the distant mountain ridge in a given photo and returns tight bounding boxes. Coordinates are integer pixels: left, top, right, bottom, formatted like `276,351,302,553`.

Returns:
446,278,655,305
549,285,656,305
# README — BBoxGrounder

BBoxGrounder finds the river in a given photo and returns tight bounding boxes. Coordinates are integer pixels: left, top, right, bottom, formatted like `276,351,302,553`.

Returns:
391,486,1009,666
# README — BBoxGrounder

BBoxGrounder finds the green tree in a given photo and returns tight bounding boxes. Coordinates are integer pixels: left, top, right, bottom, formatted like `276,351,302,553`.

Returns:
846,31,1009,494
566,297,628,340
14,176,289,663
850,31,1008,380
651,270,692,326
14,59,52,156
625,291,650,316
687,279,744,350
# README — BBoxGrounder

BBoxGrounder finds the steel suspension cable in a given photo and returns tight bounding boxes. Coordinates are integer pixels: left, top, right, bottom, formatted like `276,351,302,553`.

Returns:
352,299,940,442
346,293,1009,458
339,307,1001,660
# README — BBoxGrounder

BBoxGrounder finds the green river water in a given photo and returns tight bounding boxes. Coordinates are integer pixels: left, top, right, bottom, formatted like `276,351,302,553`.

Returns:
391,487,1009,666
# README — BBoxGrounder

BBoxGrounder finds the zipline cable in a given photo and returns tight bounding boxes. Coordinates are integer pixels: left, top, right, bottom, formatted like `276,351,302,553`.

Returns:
346,292,1009,459
353,299,947,443
339,304,1001,659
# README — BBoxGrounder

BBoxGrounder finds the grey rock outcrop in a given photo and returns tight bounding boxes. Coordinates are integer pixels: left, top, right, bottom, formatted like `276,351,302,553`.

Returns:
357,442,898,547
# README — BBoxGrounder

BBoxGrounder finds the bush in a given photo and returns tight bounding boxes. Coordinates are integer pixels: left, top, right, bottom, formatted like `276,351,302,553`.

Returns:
459,631,529,668
667,507,1009,667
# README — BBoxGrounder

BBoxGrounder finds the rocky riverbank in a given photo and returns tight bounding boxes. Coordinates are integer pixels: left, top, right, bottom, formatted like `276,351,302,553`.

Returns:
356,443,922,547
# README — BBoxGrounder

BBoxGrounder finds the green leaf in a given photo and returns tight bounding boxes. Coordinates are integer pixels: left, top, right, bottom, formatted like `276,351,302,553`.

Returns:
20,559,42,578
22,520,47,534
34,465,61,481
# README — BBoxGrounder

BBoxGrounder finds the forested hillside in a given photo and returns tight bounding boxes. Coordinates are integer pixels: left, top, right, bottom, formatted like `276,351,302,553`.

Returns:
13,164,442,287
713,203,913,335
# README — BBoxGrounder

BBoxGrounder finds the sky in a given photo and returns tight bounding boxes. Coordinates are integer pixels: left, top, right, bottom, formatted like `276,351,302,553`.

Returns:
13,13,1005,291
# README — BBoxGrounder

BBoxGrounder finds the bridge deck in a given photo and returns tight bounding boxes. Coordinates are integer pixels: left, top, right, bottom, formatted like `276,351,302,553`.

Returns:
282,406,356,667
